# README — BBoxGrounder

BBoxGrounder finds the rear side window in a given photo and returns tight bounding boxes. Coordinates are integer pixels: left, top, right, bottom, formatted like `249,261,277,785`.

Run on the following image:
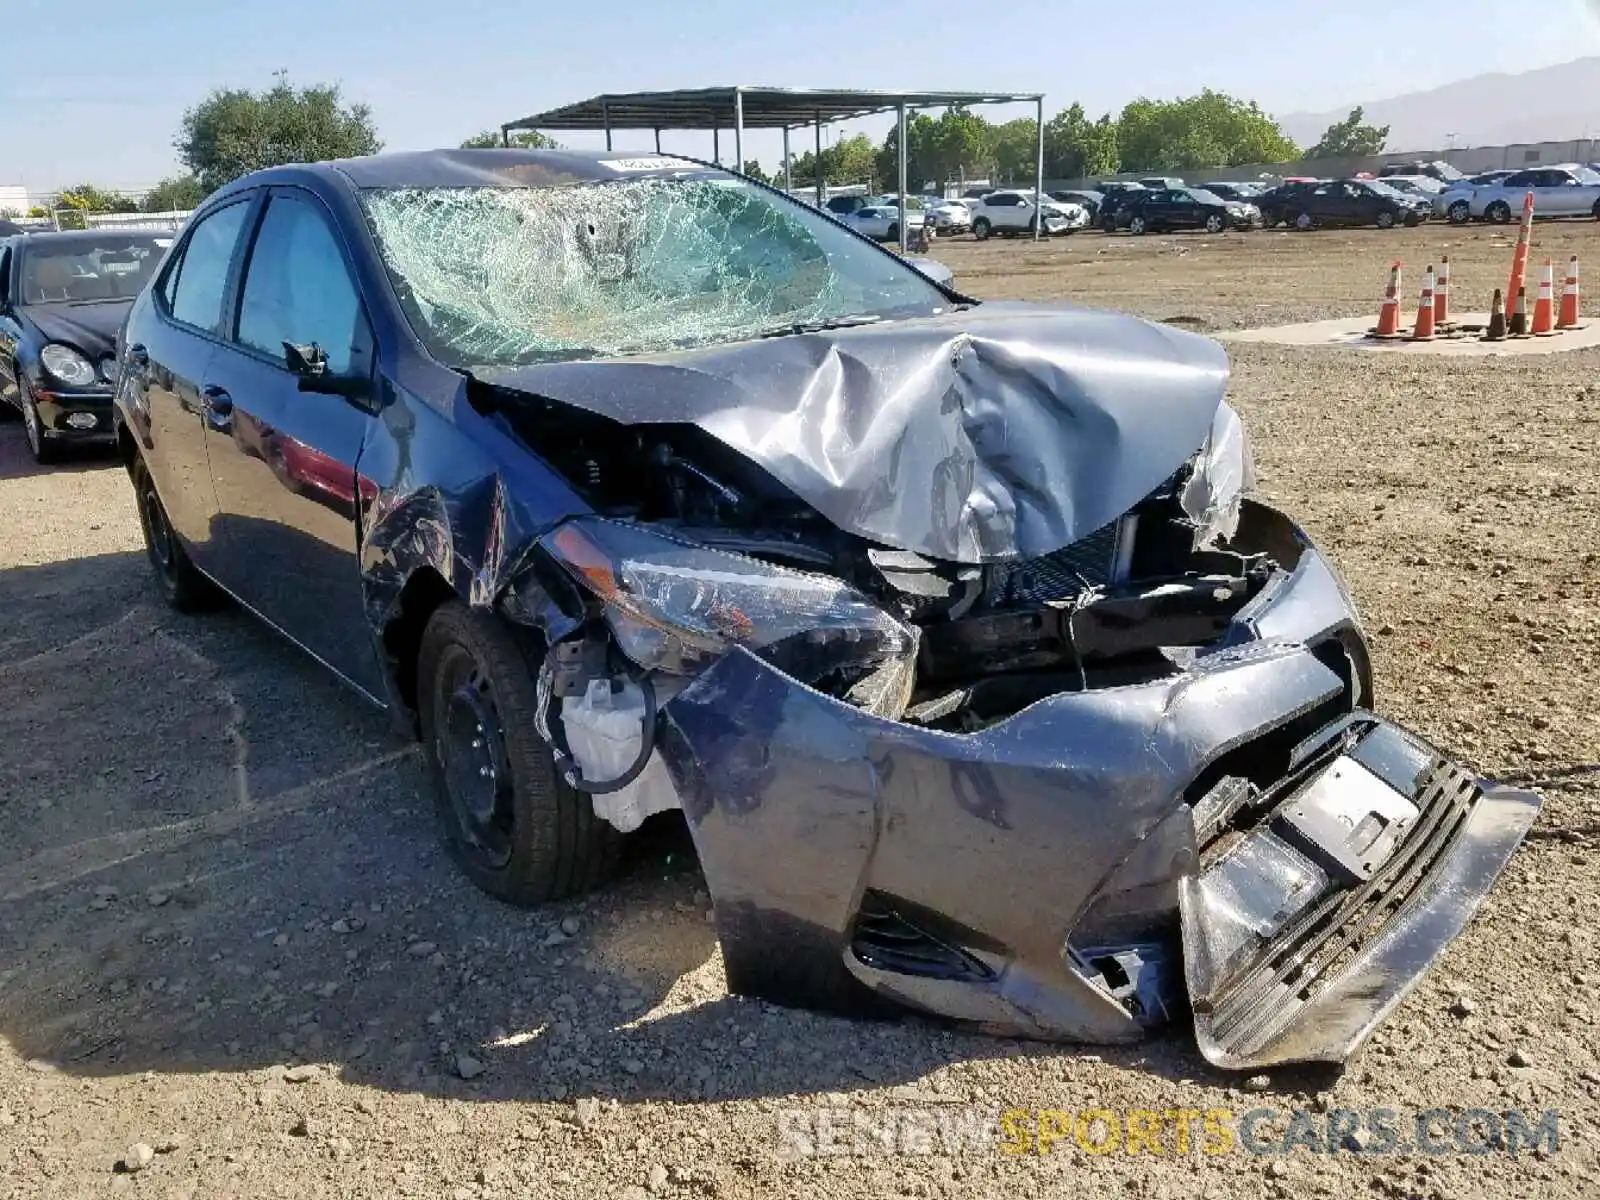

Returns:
167,202,251,332
236,194,368,376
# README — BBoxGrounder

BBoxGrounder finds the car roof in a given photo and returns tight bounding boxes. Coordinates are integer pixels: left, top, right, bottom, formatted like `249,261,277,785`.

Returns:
213,148,736,201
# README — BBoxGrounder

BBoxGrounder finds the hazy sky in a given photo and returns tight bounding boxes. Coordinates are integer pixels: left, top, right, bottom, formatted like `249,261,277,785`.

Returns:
5,0,1600,193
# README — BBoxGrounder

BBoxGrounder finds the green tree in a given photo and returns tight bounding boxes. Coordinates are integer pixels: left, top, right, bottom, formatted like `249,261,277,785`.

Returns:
790,133,881,190
57,184,140,213
739,159,771,184
141,174,207,213
877,108,994,189
1115,91,1298,172
176,73,382,191
459,129,559,150
1307,107,1389,158
990,118,1039,183
1043,104,1121,179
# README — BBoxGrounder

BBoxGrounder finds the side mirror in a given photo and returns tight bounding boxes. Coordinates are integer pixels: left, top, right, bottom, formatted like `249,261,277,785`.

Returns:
284,340,376,407
905,257,954,287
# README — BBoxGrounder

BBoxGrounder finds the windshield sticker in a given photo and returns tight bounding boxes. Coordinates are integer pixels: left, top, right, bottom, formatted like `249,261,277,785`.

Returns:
603,157,695,172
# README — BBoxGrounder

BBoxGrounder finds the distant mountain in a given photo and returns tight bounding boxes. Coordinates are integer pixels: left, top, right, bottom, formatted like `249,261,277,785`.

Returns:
1278,57,1600,153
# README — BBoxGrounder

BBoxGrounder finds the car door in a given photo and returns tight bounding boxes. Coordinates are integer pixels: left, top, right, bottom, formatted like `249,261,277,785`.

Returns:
131,196,257,563
986,193,1020,229
200,186,385,697
0,241,18,407
1538,169,1586,216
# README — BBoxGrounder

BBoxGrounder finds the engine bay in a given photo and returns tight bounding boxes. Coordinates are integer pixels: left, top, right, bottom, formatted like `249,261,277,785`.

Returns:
484,384,1282,731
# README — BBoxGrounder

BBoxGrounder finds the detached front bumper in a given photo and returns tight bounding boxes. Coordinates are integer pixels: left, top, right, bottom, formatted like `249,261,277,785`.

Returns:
1184,725,1538,1068
651,502,1537,1067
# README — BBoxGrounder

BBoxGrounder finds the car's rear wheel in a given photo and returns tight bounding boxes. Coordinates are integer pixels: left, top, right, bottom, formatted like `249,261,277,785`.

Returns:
1100,215,1117,233
972,217,991,240
1204,213,1225,233
1376,211,1396,229
1448,200,1471,225
1294,212,1315,231
885,223,899,242
131,456,224,612
1129,215,1148,235
19,381,58,464
417,602,620,906
1486,201,1512,224
1592,198,1600,220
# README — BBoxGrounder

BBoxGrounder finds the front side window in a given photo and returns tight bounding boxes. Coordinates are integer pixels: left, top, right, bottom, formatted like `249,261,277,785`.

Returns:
359,177,951,367
168,202,251,331
236,194,367,375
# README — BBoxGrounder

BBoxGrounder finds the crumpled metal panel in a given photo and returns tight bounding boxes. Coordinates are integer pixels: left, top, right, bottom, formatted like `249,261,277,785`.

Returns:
656,633,1345,1045
480,301,1229,563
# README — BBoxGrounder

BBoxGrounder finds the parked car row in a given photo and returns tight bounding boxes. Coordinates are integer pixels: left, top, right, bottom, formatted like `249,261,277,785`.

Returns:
1430,164,1600,224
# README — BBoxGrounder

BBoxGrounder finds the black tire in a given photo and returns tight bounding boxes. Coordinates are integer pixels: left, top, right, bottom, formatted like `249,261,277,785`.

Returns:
885,223,899,243
1376,211,1396,229
131,455,225,612
417,602,620,906
1100,215,1117,233
1402,211,1421,227
19,380,59,464
971,216,991,240
1294,212,1315,232
1203,213,1225,234
1129,215,1148,235
1448,201,1471,225
1592,199,1600,220
1486,201,1512,224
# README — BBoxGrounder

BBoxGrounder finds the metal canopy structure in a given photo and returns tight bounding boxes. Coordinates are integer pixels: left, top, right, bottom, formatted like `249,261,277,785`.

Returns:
502,86,1048,250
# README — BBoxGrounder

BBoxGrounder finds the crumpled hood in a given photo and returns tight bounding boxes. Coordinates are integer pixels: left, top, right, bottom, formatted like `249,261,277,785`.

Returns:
482,302,1230,563
21,301,128,361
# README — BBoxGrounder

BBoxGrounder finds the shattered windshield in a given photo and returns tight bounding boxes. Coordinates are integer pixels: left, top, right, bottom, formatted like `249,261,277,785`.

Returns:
359,178,952,365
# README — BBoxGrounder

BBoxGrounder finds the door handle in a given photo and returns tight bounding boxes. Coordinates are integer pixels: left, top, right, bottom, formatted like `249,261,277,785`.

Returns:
201,385,234,430
126,343,149,367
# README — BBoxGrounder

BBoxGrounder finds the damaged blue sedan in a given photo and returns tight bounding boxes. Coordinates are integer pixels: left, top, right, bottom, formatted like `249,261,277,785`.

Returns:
112,149,1538,1070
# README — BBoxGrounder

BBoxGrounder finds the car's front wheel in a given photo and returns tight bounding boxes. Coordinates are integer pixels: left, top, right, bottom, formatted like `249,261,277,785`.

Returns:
885,223,899,243
1592,198,1600,220
19,380,59,464
131,455,225,612
1204,213,1225,233
972,217,991,240
417,602,620,906
1486,201,1512,224
1448,200,1471,225
1376,211,1396,229
1294,212,1315,231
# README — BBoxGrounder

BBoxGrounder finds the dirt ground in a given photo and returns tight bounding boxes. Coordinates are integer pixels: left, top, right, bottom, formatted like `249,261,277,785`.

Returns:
1,220,1597,1200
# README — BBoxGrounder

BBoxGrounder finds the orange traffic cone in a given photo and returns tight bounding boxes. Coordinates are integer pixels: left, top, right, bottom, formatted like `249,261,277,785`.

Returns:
1506,190,1536,307
1371,261,1403,336
1531,259,1557,335
1436,255,1451,324
1558,255,1581,329
1508,285,1530,337
1482,288,1507,341
1410,265,1437,341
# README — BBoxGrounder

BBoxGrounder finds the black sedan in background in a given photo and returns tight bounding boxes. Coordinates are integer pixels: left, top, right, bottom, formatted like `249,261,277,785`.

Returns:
1267,179,1430,230
1118,186,1261,234
0,229,172,461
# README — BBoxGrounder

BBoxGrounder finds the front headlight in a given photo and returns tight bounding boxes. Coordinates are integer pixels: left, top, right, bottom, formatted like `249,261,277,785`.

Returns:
1179,402,1256,550
40,343,97,388
540,517,919,716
